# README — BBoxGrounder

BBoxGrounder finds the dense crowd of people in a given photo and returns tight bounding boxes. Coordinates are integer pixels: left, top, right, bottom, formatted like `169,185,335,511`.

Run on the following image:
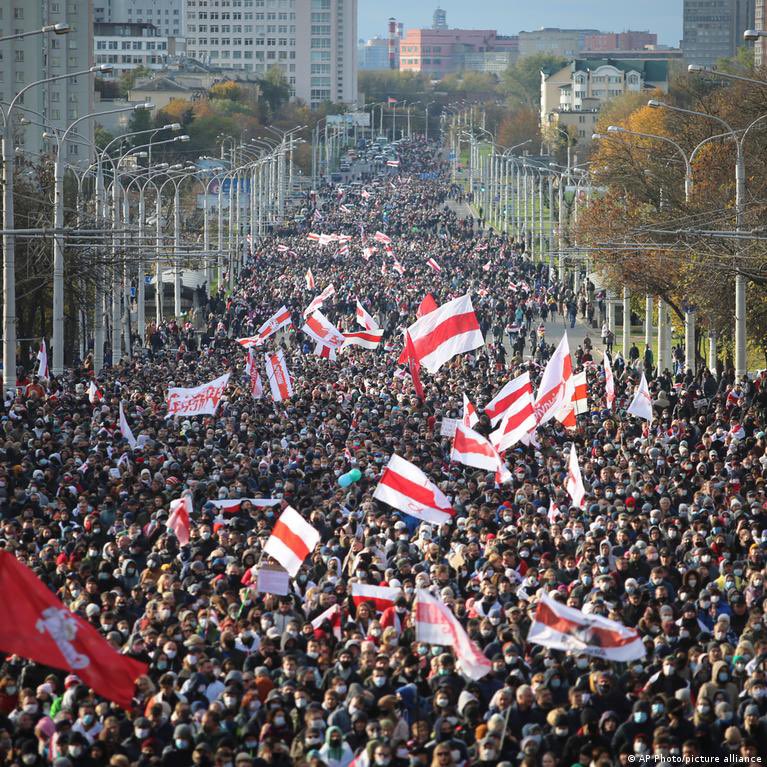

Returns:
3,136,767,767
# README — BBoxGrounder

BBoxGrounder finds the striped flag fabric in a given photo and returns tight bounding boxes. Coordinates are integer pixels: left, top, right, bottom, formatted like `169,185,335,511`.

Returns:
237,305,292,347
264,506,320,577
415,590,491,680
36,339,49,380
534,333,572,427
351,583,400,612
387,159,400,168
374,231,392,244
119,402,137,449
417,293,438,319
167,494,192,546
451,423,510,482
336,242,350,258
245,348,263,399
313,342,337,361
393,259,405,275
373,454,454,524
342,329,383,350
462,393,479,428
305,269,315,290
264,349,293,402
405,294,484,374
310,603,342,640
405,331,425,401
356,300,379,331
88,381,103,405
572,371,588,415
303,284,336,317
319,233,335,247
485,372,535,426
302,310,346,350
566,443,587,509
426,257,441,272
528,592,645,661
362,246,375,261
306,233,321,242
604,352,615,410
277,244,290,252
490,373,536,453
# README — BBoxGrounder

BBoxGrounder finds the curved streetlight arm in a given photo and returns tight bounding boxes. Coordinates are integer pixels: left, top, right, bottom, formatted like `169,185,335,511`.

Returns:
648,100,735,139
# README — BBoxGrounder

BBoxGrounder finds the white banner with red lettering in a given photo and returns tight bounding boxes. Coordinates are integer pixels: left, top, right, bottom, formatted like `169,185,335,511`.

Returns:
166,373,230,419
528,592,646,661
265,350,293,402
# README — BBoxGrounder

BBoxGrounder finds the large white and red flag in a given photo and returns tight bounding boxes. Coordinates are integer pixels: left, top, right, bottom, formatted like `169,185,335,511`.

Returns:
302,310,346,353
342,329,383,350
36,339,49,380
362,246,375,261
528,592,646,661
237,305,292,347
415,590,491,680
303,284,336,317
118,402,137,449
264,350,293,402
392,258,406,275
604,352,615,410
404,294,483,374
264,506,320,577
166,373,230,419
319,233,335,247
373,454,454,525
485,371,534,426
305,269,315,290
534,333,572,426
489,373,537,453
351,583,400,612
451,424,511,482
627,372,654,421
310,603,342,640
277,244,291,252
374,231,392,244
572,371,588,415
167,494,193,546
245,349,263,399
565,443,587,509
88,381,103,405
462,393,479,428
355,300,379,331
426,257,442,273
306,233,321,243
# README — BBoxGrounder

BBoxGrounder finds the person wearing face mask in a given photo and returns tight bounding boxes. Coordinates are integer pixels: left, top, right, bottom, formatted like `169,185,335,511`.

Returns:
318,725,354,767
162,724,194,767
62,732,91,767
610,701,653,754
697,659,739,708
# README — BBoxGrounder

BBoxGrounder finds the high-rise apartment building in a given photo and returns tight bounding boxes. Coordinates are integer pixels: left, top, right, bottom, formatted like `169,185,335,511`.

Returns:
0,1,94,160
682,0,754,66
756,0,767,66
184,0,357,108
94,0,185,38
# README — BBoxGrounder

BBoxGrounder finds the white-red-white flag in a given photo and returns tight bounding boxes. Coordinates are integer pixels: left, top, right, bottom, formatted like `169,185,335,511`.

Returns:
303,284,336,317
245,349,263,399
572,371,588,415
264,349,293,402
485,372,534,426
565,444,587,509
373,454,454,525
462,393,479,428
167,494,192,546
342,329,383,350
237,306,292,347
310,603,342,640
351,583,400,612
264,506,320,577
386,159,400,168
306,233,321,243
313,342,337,361
302,309,346,351
489,373,537,453
416,294,438,319
374,231,391,244
627,372,654,421
36,340,49,380
362,246,375,261
405,294,484,374
415,590,491,680
355,300,379,331
451,424,511,482
393,258,405,275
547,499,561,523
119,401,137,449
305,269,315,290
277,244,290,252
604,352,615,410
88,381,103,405
426,257,441,273
534,333,572,426
528,592,646,661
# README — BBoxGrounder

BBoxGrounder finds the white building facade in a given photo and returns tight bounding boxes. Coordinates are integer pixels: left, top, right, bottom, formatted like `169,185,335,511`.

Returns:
94,22,171,78
94,0,185,39
184,0,357,107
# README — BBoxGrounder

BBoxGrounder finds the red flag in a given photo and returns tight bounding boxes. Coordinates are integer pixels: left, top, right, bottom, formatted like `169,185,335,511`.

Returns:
416,293,438,318
0,551,147,709
405,331,425,401
167,495,192,545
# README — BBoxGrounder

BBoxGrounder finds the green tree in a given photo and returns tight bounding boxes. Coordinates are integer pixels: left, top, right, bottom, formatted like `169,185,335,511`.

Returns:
501,54,567,109
260,66,291,112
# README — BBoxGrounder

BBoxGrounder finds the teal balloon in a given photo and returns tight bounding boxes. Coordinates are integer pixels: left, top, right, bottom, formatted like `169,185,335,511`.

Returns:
338,468,362,487
348,469,362,482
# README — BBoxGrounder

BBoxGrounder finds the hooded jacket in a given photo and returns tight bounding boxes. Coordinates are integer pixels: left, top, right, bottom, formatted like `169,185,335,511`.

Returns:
697,659,738,708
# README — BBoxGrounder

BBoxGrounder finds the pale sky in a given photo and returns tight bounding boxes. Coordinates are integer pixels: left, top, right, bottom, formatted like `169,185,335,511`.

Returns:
358,0,683,48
